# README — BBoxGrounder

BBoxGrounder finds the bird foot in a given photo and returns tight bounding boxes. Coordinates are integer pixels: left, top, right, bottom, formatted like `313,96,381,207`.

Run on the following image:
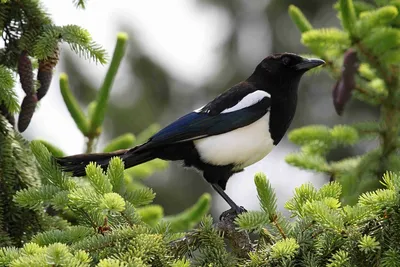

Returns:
219,206,247,221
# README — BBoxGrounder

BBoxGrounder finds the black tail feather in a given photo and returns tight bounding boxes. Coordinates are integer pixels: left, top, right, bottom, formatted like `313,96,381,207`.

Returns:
56,148,155,176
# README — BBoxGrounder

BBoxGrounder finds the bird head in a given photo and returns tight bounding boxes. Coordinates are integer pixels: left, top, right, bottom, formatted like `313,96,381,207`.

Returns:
249,53,325,95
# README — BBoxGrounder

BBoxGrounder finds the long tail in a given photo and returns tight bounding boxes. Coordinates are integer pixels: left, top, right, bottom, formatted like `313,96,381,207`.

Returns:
56,148,155,176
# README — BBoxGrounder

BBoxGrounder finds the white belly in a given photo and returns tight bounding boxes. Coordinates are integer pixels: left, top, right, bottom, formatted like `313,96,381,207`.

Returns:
194,114,274,169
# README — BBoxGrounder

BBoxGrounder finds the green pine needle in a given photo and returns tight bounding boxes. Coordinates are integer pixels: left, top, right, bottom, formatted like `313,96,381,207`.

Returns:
358,188,397,208
301,28,350,49
35,140,65,157
0,65,19,113
30,140,72,190
285,183,318,216
327,250,350,267
31,226,93,246
124,187,155,207
331,125,359,145
270,238,300,259
106,157,125,195
59,73,90,135
100,192,126,213
356,6,399,36
358,235,380,253
286,153,330,172
382,248,400,267
164,193,211,232
235,211,269,232
14,184,60,209
339,0,357,34
303,201,345,232
254,172,277,219
103,134,135,153
61,25,107,64
89,32,127,133
288,5,313,33
288,125,332,146
73,0,87,9
137,205,164,226
317,182,342,200
85,162,113,194
33,26,60,60
363,27,400,56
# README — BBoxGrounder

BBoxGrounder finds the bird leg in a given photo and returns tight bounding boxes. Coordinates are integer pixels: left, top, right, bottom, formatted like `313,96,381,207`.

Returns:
211,184,247,216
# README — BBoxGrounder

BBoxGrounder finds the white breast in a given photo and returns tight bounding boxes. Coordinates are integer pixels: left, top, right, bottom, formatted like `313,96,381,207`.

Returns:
194,113,274,170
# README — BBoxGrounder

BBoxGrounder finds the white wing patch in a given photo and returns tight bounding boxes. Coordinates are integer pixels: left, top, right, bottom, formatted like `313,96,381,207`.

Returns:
194,105,206,113
221,90,270,113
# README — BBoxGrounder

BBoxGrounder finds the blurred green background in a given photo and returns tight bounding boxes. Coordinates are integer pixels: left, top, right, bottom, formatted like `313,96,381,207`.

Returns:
21,0,378,217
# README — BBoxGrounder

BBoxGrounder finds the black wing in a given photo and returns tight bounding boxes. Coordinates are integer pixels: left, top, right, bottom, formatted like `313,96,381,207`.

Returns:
199,82,258,115
142,89,271,149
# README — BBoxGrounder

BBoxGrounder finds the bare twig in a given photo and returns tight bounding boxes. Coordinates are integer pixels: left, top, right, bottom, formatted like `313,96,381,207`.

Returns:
271,214,287,239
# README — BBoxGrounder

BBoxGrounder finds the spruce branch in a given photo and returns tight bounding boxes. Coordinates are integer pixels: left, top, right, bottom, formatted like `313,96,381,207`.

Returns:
73,0,87,9
59,73,90,135
355,6,398,37
288,5,313,33
89,33,128,135
102,133,135,153
0,65,18,113
339,0,357,34
235,211,269,232
106,157,125,195
35,139,65,157
163,193,211,232
171,212,253,261
61,25,107,64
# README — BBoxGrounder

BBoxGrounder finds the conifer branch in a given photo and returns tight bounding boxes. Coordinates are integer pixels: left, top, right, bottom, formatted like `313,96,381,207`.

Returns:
89,33,128,135
59,73,90,135
171,211,254,260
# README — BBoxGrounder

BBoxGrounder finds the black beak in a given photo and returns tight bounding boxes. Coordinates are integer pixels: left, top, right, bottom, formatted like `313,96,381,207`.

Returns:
294,58,325,71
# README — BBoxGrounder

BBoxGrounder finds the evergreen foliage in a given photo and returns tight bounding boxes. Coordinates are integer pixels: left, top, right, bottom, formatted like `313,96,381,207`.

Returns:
0,0,107,132
1,1,400,266
0,115,43,247
7,140,211,266
288,0,400,204
6,167,400,266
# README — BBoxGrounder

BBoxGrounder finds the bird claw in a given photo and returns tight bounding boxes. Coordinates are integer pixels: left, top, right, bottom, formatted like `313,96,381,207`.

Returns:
219,206,247,221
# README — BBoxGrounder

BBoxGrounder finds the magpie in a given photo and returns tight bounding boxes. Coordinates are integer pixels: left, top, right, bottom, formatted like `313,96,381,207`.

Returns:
57,53,324,214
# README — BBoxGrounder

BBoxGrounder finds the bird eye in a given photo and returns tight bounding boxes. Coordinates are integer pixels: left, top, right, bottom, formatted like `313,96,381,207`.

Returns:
281,56,291,66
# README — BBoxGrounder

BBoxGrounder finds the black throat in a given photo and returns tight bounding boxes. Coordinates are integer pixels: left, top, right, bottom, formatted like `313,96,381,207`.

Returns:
247,69,301,145
268,91,298,145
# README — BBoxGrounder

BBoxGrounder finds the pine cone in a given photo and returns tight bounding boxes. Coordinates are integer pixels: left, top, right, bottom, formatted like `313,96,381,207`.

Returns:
37,47,59,100
18,50,34,95
333,49,359,115
18,94,38,132
36,66,53,100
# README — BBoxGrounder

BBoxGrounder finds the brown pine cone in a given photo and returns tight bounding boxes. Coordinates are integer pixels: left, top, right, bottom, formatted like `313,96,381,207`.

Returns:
37,47,59,100
333,49,359,115
18,51,34,95
36,66,53,100
18,94,38,132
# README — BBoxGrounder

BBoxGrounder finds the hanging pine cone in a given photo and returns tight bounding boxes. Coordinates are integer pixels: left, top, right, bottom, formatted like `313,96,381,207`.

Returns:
17,50,34,95
18,94,38,132
332,48,359,115
37,47,59,100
